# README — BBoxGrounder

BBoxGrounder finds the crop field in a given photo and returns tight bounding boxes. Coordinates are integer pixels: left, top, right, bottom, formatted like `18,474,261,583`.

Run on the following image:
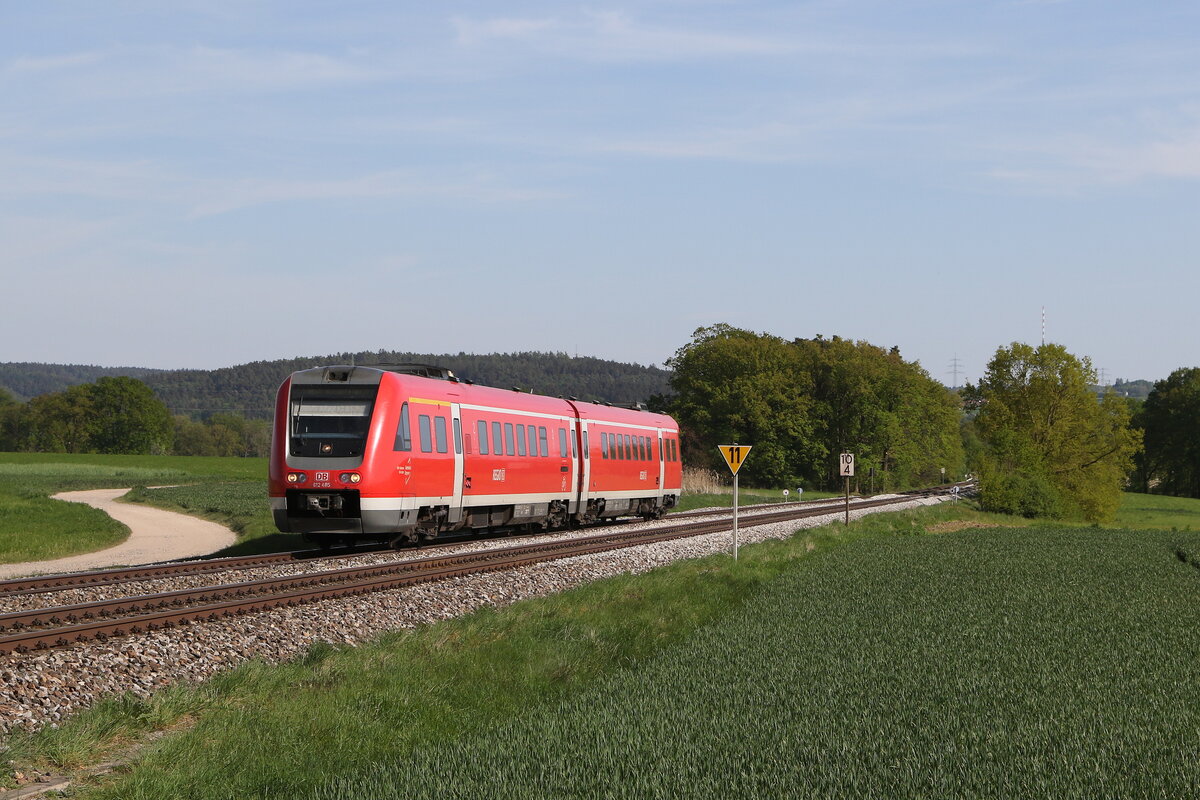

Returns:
9,499,1200,798
308,523,1200,799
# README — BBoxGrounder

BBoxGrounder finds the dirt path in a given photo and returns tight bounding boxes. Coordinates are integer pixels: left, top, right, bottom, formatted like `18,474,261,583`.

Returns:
0,489,238,579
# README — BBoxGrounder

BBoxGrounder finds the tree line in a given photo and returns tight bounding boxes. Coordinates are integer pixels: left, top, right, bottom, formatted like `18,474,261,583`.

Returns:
0,378,269,458
4,335,1199,525
0,351,671,418
665,325,1200,523
664,325,964,492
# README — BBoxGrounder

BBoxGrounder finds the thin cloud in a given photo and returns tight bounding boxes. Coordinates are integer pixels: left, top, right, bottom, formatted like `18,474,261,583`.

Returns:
451,11,792,62
986,121,1200,189
188,169,566,217
2,45,382,99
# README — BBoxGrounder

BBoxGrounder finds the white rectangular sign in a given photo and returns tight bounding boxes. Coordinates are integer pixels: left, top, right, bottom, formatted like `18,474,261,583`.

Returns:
839,452,855,477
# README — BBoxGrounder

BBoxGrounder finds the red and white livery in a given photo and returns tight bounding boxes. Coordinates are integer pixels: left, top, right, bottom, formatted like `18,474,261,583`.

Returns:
269,365,682,543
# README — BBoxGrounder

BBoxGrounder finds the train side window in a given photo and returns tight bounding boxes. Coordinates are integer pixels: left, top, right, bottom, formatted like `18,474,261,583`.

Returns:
582,431,589,458
492,421,503,456
558,428,567,457
671,439,678,462
516,424,527,457
539,426,548,457
504,422,515,456
453,418,462,455
528,425,537,457
477,421,488,455
648,437,655,461
418,415,433,453
435,417,448,454
623,434,631,460
394,402,412,451
638,437,646,460
616,434,624,460
600,432,608,459
573,430,579,458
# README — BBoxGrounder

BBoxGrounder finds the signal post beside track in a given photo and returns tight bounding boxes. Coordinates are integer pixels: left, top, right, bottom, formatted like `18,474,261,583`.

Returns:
717,444,752,560
840,453,855,524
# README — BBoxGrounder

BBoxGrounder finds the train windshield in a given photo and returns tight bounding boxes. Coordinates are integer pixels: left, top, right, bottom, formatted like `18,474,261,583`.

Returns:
289,384,378,458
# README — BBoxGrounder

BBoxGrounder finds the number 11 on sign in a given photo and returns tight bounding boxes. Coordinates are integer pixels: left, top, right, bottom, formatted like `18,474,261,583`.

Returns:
718,445,752,559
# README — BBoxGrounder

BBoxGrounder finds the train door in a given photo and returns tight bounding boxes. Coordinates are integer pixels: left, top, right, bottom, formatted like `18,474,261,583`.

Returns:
576,419,591,515
450,403,464,523
657,428,666,501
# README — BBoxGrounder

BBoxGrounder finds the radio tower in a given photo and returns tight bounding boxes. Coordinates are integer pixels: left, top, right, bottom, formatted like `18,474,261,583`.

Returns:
1041,306,1046,347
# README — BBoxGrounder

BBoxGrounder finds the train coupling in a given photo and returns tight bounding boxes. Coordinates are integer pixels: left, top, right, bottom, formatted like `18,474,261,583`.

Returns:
306,494,345,513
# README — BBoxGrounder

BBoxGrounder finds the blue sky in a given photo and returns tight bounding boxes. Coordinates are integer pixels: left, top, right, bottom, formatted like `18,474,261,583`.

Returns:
2,1,1197,386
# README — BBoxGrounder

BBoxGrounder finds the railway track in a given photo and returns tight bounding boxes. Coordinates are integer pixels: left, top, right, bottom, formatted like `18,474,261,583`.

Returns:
0,487,966,658
0,493,886,596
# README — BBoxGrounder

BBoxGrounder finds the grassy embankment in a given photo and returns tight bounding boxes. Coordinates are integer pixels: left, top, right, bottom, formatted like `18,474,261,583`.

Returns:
0,453,272,564
6,492,1200,797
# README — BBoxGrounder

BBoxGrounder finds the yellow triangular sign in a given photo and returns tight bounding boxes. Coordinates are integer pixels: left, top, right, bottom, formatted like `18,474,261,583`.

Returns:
717,444,752,475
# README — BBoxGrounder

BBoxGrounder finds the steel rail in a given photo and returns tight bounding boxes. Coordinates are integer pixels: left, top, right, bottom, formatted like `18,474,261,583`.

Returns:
0,492,936,656
0,495,891,598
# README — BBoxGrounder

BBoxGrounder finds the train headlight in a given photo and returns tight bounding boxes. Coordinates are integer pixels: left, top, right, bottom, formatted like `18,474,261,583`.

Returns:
286,472,307,484
339,472,361,484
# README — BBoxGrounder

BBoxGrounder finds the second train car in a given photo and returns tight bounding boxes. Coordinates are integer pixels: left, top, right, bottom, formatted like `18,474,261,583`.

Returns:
268,364,682,545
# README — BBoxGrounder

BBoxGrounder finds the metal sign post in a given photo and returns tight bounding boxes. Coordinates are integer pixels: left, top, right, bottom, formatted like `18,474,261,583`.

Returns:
839,453,855,525
718,444,752,560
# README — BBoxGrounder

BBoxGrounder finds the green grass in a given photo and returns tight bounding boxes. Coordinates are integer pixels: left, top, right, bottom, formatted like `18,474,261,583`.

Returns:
8,517,819,797
0,492,129,563
1115,491,1200,531
12,500,1200,798
315,521,1200,800
10,491,1200,796
0,453,268,564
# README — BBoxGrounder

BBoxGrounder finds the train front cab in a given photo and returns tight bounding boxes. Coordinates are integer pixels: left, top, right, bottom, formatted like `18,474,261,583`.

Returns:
271,368,467,541
270,366,383,535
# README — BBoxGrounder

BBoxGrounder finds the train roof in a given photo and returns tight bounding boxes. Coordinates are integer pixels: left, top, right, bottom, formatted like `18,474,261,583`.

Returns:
286,365,676,428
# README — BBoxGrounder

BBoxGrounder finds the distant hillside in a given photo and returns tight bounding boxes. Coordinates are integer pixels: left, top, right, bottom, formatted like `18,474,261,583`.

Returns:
0,363,162,401
0,351,672,420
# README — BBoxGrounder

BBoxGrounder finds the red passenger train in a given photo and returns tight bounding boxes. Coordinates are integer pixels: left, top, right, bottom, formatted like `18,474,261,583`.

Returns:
269,365,683,544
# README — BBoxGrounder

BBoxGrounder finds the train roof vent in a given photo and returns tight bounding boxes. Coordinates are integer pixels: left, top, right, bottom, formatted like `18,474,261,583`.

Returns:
323,367,354,382
612,402,648,411
374,363,459,381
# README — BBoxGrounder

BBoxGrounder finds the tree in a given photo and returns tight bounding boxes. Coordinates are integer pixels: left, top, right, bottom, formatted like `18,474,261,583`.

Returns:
0,387,21,451
89,377,173,455
667,325,820,487
1138,367,1200,498
967,342,1140,521
666,325,963,490
24,384,97,453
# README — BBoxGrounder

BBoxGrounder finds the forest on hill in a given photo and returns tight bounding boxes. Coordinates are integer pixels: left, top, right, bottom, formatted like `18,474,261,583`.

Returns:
0,352,672,420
